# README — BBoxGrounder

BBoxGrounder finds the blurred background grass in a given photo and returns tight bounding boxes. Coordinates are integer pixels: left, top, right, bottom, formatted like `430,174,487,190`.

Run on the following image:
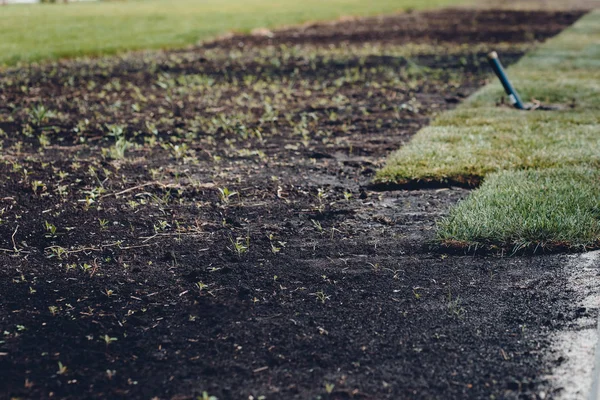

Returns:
0,0,470,66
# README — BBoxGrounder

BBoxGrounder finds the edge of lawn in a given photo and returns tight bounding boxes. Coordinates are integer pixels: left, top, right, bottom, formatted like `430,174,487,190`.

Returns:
374,10,600,254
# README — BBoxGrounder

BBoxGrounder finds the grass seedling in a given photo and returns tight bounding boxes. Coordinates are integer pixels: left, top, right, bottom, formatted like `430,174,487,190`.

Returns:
315,188,327,212
311,290,330,304
107,136,130,160
198,392,218,400
166,143,189,159
446,290,466,319
311,219,324,234
413,288,422,300
218,187,238,205
44,221,57,238
268,234,286,254
99,219,109,231
57,361,67,375
101,335,118,347
31,180,46,195
80,263,93,274
229,234,250,257
104,124,130,159
28,104,56,126
196,281,208,293
153,220,169,233
47,246,68,259
325,382,335,394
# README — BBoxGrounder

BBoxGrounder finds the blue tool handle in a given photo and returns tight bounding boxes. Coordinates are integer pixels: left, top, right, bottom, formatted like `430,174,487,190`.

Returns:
488,51,526,110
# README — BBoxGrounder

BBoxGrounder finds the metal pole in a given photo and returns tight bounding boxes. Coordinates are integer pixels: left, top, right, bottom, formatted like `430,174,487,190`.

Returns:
488,51,527,110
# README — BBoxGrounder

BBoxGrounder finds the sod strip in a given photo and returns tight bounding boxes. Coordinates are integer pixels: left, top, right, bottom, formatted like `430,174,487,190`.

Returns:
436,168,600,252
375,10,600,186
375,10,600,251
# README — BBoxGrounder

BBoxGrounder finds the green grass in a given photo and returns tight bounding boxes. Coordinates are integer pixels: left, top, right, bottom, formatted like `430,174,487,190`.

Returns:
376,10,600,251
437,168,600,251
376,11,600,186
375,108,600,186
0,0,469,66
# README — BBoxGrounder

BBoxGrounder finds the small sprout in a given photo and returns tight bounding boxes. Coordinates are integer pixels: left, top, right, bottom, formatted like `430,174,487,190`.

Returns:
268,234,286,254
98,219,109,231
368,262,380,272
343,191,353,201
446,290,466,319
101,335,118,346
311,219,324,233
78,196,95,211
316,188,327,201
38,134,51,148
168,143,189,159
153,220,169,233
103,125,130,159
229,234,249,257
56,184,69,197
413,288,422,300
29,104,56,126
103,289,114,297
196,282,208,292
198,392,218,400
57,361,67,375
106,370,117,380
315,188,328,212
107,136,131,159
57,170,69,180
31,180,46,194
311,290,330,304
44,221,57,238
325,382,335,394
217,187,238,205
48,306,59,316
330,226,341,240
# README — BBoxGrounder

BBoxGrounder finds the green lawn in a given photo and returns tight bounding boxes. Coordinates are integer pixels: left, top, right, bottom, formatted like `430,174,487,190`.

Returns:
375,11,600,186
437,168,600,252
376,10,600,252
0,0,469,66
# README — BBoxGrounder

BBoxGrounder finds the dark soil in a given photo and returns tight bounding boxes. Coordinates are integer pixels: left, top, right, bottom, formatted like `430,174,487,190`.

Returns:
0,8,586,400
209,9,583,47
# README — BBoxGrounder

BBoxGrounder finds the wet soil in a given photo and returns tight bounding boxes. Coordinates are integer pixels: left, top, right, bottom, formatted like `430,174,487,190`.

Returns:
0,8,587,400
